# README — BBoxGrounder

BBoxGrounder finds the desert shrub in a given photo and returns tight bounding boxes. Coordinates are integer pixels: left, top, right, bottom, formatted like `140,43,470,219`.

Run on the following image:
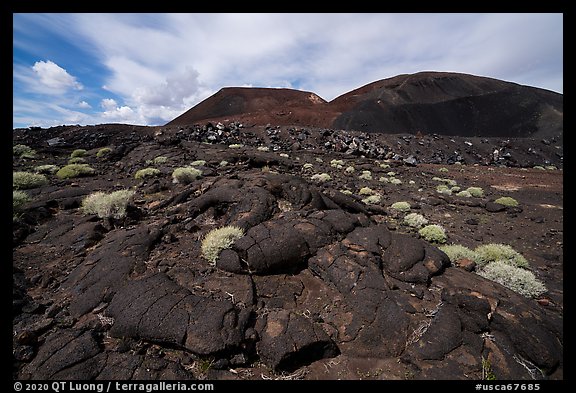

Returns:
311,173,331,182
389,178,402,185
135,167,161,180
13,144,36,158
68,157,86,164
386,171,396,176
279,153,289,158
172,167,202,184
450,186,461,192
345,166,355,174
257,146,269,152
13,190,31,211
190,160,206,167
315,158,323,163
34,164,59,174
362,194,381,204
359,187,375,196
96,147,112,158
494,196,519,207
379,176,389,183
466,187,484,198
478,261,546,298
403,213,429,228
56,164,95,179
13,190,32,221
229,144,243,149
330,159,344,168
418,224,447,244
433,177,457,186
340,189,353,195
70,149,87,158
358,171,373,180
474,243,528,268
303,163,314,170
81,189,135,219
436,184,452,195
219,160,229,167
201,226,245,265
439,244,477,263
379,163,390,169
438,167,449,173
390,201,411,212
545,165,557,170
13,171,49,189
456,190,472,198
152,156,168,165
533,165,545,170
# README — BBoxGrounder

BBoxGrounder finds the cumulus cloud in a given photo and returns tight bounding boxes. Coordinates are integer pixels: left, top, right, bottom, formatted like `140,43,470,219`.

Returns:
32,60,83,93
100,98,138,122
78,101,91,109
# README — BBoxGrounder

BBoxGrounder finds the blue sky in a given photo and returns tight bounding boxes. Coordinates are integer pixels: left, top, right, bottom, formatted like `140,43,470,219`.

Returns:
13,13,563,129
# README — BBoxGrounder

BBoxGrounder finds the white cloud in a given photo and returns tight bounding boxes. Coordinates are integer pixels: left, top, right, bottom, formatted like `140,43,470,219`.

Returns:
32,60,83,93
100,98,138,122
78,100,91,109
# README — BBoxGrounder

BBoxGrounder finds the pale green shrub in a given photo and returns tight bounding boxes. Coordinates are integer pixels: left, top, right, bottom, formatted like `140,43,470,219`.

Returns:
81,189,135,219
456,190,472,198
403,213,429,228
135,167,161,180
96,147,112,158
70,149,87,158
474,244,528,268
68,157,86,164
478,261,546,298
359,187,375,196
494,196,519,207
201,226,245,265
56,164,95,179
330,159,344,168
34,164,59,174
190,160,206,167
358,171,372,180
172,167,202,184
466,187,484,198
419,224,447,244
362,194,381,204
13,171,49,189
153,156,168,165
13,190,31,211
439,244,477,263
389,178,402,185
311,173,331,182
13,144,36,157
390,201,411,212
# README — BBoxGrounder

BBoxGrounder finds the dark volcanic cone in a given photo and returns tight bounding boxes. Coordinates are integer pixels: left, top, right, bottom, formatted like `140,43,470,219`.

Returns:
167,71,562,139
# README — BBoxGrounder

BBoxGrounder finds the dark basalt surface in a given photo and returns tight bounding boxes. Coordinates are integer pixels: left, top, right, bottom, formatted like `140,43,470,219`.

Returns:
13,122,563,380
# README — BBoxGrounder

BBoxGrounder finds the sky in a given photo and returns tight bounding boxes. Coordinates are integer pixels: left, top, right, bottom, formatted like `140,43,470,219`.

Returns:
12,13,563,129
